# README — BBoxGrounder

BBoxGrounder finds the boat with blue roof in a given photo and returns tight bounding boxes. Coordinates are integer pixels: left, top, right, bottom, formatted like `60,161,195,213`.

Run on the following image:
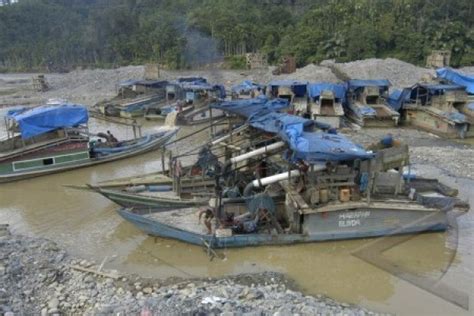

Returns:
0,103,178,183
345,79,400,127
112,96,468,248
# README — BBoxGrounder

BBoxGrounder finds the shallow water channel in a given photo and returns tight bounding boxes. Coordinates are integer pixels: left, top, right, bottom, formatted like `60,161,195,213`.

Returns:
0,107,473,315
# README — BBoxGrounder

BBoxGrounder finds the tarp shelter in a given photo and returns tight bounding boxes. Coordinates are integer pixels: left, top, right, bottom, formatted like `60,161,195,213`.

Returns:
248,111,372,162
347,79,391,89
212,96,289,118
267,80,308,97
6,104,89,139
214,96,372,162
177,77,207,84
407,83,465,106
118,80,168,88
387,88,411,111
436,68,474,94
307,83,346,102
231,80,263,94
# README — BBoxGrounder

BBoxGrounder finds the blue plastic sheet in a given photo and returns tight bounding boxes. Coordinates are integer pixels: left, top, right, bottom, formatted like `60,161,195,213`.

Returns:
307,83,346,101
7,104,89,139
417,83,464,92
248,111,373,162
347,79,390,89
443,112,467,123
289,132,373,162
267,80,308,97
387,88,411,111
214,96,372,162
231,80,263,93
436,68,474,94
356,105,377,116
213,97,289,118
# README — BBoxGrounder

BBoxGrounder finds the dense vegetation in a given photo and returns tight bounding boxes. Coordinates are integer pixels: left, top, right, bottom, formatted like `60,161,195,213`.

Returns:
0,0,473,71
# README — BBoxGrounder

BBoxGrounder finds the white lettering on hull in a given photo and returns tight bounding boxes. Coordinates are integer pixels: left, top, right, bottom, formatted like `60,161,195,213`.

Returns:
338,211,371,227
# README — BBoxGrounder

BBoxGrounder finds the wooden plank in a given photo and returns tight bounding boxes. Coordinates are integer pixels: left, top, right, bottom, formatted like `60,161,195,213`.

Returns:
68,264,120,279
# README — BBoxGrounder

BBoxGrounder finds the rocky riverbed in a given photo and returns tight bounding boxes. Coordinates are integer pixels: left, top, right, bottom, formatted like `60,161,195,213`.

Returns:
0,227,386,315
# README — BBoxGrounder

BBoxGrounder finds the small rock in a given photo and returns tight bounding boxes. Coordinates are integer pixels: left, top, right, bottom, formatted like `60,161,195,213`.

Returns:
142,287,153,294
48,298,59,309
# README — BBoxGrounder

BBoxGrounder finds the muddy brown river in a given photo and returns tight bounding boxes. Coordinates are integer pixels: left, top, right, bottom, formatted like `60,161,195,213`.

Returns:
0,107,473,315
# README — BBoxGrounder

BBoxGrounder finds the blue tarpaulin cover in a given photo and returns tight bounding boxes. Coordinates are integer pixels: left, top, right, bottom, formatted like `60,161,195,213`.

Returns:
387,88,411,111
307,83,346,101
213,97,372,162
231,80,263,93
436,68,474,94
355,105,376,117
443,111,467,123
267,80,308,87
212,96,289,118
268,80,308,97
119,80,168,88
417,83,465,92
347,79,390,89
248,111,372,162
177,77,207,84
6,104,89,139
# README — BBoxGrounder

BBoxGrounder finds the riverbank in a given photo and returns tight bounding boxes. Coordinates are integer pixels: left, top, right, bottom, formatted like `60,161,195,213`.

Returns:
0,226,386,315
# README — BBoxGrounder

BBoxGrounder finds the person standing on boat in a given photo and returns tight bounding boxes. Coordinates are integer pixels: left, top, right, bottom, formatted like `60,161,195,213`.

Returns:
106,130,118,144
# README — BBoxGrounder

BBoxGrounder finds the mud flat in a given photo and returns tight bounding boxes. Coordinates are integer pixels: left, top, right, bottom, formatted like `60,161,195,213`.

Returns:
0,227,385,315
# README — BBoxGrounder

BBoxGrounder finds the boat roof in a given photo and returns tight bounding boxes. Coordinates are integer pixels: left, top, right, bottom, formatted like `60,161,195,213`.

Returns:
214,97,373,163
347,79,391,89
6,104,88,139
307,82,346,99
436,68,474,94
267,80,308,87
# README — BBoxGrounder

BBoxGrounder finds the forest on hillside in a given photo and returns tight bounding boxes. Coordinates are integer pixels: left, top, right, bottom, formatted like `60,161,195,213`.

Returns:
0,0,473,71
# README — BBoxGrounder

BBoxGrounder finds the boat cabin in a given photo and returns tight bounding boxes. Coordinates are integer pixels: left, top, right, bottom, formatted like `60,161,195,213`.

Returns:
401,83,473,138
346,79,399,127
307,83,346,128
0,104,91,178
231,81,264,100
267,80,308,114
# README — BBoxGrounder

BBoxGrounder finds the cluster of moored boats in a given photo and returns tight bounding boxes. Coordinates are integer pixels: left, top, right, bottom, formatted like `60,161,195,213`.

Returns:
1,69,471,249
94,68,474,138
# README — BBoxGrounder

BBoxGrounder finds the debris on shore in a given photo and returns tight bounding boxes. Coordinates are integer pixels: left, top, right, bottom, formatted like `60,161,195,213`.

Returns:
0,226,385,315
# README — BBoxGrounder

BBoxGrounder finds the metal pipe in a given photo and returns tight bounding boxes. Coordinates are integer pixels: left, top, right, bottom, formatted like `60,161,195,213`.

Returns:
230,141,285,164
251,169,301,188
243,164,326,197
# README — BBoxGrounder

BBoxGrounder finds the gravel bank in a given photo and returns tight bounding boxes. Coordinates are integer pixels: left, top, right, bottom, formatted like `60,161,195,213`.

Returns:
333,58,435,89
0,228,385,315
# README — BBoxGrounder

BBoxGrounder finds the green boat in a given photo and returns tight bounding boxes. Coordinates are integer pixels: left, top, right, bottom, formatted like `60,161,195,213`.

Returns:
0,104,178,183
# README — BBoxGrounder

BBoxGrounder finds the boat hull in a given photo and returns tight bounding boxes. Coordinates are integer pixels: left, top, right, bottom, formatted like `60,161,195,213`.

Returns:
96,188,208,209
0,128,178,183
116,204,448,248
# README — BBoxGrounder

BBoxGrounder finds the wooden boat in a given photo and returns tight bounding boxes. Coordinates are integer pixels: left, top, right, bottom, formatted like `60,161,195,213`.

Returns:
0,104,179,183
117,195,463,248
401,83,474,138
114,140,469,248
96,80,167,118
346,80,399,127
307,83,346,128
